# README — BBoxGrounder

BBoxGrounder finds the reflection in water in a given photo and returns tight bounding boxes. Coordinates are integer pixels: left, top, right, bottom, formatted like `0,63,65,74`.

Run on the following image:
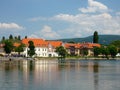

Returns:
0,60,120,90
93,62,99,90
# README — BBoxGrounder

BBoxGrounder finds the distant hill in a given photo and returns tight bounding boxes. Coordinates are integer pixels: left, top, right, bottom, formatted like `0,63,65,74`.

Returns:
58,35,120,45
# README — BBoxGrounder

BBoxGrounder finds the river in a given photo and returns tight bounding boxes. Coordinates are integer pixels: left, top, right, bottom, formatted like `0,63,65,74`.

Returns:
0,59,120,90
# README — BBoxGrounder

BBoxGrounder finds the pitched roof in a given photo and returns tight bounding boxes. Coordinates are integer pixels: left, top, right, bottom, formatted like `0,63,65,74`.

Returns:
22,38,48,47
64,43,81,48
14,43,21,47
47,41,62,48
80,43,101,49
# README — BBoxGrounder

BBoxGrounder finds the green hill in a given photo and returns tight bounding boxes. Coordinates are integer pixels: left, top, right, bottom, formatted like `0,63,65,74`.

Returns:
58,35,120,45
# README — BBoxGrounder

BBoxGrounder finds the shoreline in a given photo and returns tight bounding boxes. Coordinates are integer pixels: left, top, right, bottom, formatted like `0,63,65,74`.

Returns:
0,57,120,61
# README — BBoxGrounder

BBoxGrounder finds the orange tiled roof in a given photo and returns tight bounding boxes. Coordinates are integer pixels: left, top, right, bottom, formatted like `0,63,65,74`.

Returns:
64,43,81,48
14,43,21,47
22,38,48,47
47,41,62,48
80,43,101,48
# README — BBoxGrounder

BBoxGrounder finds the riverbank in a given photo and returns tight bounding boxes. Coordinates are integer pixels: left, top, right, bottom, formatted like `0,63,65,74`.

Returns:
0,56,120,61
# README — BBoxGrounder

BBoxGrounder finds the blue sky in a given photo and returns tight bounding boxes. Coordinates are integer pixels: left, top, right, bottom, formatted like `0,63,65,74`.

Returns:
0,0,120,40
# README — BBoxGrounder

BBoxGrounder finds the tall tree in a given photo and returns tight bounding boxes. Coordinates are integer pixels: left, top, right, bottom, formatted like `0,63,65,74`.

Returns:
93,31,99,43
28,41,35,57
9,34,13,40
18,35,21,40
1,36,6,43
25,36,27,39
3,40,14,55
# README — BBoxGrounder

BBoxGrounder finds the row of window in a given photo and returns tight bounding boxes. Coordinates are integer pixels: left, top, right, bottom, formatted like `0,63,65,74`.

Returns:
37,53,47,57
35,48,47,51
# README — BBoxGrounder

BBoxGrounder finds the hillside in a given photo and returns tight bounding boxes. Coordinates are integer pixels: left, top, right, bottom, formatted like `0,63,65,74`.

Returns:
58,35,120,45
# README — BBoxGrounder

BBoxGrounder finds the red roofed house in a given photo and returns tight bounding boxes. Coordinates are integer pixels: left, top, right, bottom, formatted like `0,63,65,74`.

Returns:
64,43,101,56
22,38,63,57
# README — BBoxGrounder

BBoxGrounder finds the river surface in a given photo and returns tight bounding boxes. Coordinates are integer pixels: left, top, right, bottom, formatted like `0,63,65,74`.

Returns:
0,59,120,90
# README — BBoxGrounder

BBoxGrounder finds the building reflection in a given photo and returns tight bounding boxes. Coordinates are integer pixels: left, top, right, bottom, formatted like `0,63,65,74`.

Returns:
0,60,100,89
93,62,99,90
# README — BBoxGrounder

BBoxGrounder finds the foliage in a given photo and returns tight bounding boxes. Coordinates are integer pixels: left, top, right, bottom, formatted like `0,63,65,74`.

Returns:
9,34,13,40
67,41,75,43
94,47,101,57
15,43,25,55
55,46,67,59
100,46,109,58
110,40,120,48
108,45,117,58
25,36,27,39
3,40,14,54
83,48,88,56
28,41,35,57
93,31,99,43
59,35,120,45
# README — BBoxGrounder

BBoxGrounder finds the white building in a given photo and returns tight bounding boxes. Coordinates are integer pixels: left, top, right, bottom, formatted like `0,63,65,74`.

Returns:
22,38,63,57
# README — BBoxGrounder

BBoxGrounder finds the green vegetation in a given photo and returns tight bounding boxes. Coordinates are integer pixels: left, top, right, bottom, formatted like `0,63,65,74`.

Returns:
15,43,25,55
59,35,120,45
28,41,35,57
3,40,14,55
55,46,67,60
93,31,99,43
94,47,101,57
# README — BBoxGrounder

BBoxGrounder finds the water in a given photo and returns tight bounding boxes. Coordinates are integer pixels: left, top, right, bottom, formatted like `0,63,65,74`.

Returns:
0,59,120,90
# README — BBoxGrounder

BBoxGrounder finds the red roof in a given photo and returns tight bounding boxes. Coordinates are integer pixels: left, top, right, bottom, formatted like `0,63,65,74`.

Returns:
22,39,62,48
47,41,62,48
64,43,81,48
22,38,48,47
80,43,101,48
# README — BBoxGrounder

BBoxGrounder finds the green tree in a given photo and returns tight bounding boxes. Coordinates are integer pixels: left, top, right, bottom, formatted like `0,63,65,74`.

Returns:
1,36,6,43
100,46,109,59
83,48,88,56
55,46,67,60
110,40,120,48
93,31,99,43
9,34,13,40
28,41,35,57
18,35,21,40
3,40,14,55
25,36,27,39
108,45,117,58
15,44,25,55
94,47,101,57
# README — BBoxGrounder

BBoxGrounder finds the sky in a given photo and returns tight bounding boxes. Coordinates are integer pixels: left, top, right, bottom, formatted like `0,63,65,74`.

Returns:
0,0,120,40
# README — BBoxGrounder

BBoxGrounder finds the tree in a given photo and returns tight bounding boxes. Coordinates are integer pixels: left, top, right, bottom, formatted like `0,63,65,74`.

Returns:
1,36,6,43
25,36,27,39
108,45,117,58
15,44,25,55
55,46,67,60
3,40,14,55
93,31,99,43
110,40,120,48
100,46,109,59
83,48,88,56
18,35,21,40
94,47,101,57
28,41,35,57
9,34,13,40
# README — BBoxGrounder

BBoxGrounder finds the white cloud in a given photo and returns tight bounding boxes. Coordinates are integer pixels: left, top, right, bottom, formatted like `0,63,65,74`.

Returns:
79,0,108,13
31,25,60,39
28,17,48,22
28,0,120,38
53,12,120,37
0,23,23,29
